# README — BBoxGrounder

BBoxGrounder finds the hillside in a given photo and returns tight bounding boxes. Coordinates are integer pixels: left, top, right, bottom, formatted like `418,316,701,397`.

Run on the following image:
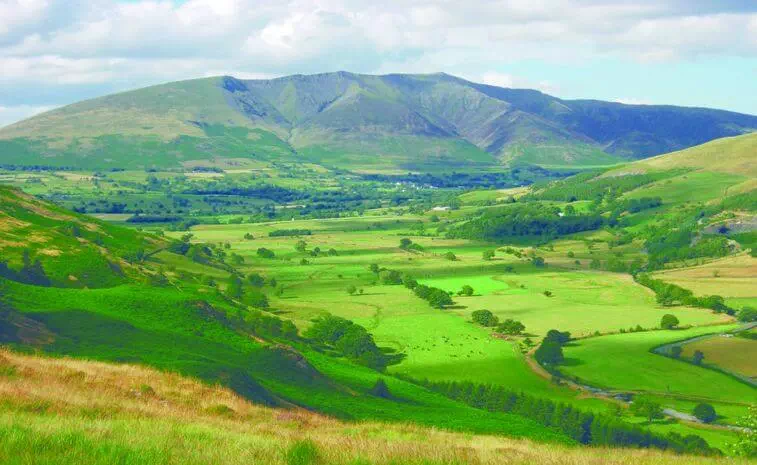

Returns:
0,349,746,465
1,73,755,172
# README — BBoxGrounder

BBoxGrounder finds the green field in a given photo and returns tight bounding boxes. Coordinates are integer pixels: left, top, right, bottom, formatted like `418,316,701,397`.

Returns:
560,326,755,405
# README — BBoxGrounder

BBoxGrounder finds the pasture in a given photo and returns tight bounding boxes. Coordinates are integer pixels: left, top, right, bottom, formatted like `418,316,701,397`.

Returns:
560,326,755,407
681,334,757,380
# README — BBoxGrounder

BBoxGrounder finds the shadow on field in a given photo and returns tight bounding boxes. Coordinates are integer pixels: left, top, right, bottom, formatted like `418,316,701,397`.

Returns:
561,357,584,367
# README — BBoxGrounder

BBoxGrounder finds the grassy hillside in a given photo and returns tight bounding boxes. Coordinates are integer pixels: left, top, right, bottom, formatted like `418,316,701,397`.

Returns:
1,73,755,172
2,349,746,465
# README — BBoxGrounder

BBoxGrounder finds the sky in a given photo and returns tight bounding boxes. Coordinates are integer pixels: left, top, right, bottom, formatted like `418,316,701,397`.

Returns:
1,0,756,127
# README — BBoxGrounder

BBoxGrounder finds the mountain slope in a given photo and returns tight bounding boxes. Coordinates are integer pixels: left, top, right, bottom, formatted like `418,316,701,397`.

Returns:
0,349,742,465
1,72,756,171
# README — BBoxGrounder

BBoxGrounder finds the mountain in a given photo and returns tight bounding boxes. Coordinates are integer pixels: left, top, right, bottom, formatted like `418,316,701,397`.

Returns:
1,72,756,172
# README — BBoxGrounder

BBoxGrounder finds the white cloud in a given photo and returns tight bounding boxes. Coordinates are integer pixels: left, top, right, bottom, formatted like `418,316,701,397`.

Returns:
0,0,756,125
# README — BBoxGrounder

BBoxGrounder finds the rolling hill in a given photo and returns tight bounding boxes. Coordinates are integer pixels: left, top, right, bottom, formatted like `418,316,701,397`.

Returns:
1,72,755,172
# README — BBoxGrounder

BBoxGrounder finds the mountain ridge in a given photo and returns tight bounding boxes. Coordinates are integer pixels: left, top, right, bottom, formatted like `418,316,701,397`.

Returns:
1,72,756,171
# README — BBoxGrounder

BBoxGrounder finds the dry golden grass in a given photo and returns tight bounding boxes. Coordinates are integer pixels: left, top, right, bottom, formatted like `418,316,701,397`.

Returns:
0,350,749,465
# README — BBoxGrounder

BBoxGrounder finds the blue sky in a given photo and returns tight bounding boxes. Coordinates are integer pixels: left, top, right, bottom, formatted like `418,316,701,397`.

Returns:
1,0,756,127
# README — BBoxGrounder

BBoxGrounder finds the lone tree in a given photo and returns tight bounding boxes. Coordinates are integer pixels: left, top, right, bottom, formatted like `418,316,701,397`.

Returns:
471,309,498,327
458,285,474,296
670,346,683,359
693,403,717,424
692,350,705,365
482,250,495,261
534,340,564,365
631,396,664,425
444,252,457,261
347,284,358,295
660,314,680,330
399,238,413,250
369,263,380,274
295,240,307,252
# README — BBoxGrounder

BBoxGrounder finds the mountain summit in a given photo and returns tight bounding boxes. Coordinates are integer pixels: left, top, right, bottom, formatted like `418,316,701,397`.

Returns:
1,72,755,172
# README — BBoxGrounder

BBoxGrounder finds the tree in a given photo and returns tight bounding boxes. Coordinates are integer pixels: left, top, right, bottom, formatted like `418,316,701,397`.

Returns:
670,345,683,359
693,403,716,424
268,277,277,288
737,307,757,322
256,248,275,259
497,319,525,335
295,240,307,252
369,263,380,274
660,314,679,330
225,275,244,299
692,350,705,365
471,310,498,327
534,340,563,365
379,269,403,285
482,250,495,261
427,288,453,308
347,284,357,295
544,329,571,344
531,256,546,267
370,378,391,398
444,252,457,261
631,396,664,424
543,290,553,297
247,273,265,287
458,285,474,296
399,238,413,249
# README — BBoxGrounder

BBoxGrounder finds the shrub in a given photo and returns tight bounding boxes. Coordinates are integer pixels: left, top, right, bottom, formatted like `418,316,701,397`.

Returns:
670,346,683,359
444,251,457,261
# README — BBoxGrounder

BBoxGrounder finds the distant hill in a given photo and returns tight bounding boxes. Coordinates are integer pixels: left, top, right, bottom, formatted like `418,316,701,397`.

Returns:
1,72,756,172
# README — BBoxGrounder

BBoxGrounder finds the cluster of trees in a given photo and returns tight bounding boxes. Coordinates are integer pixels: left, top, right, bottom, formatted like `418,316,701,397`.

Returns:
399,238,424,252
360,166,564,189
256,248,276,259
191,299,296,341
224,274,270,308
304,315,389,370
419,379,718,455
644,228,732,270
470,310,526,335
412,284,454,308
448,204,604,241
367,265,453,309
269,229,312,237
534,329,571,366
635,274,734,314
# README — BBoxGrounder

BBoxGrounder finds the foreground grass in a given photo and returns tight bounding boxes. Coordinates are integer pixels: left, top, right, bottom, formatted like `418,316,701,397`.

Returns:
0,350,746,465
